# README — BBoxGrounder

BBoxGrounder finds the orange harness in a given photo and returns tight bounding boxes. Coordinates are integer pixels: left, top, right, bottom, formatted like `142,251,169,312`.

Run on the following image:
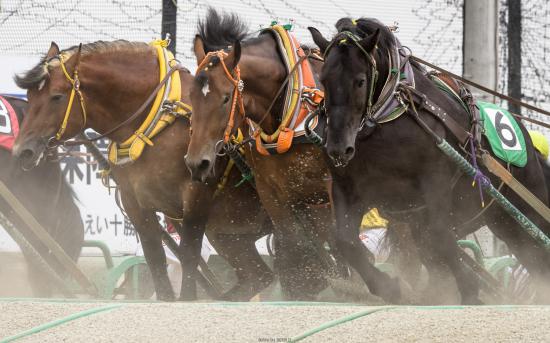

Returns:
195,27,324,155
196,50,245,144
250,26,324,155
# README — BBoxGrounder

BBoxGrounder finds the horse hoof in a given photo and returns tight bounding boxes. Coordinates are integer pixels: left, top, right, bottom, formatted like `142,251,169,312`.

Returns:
157,293,176,302
221,274,275,302
376,277,403,304
396,278,415,305
461,296,483,305
178,293,198,302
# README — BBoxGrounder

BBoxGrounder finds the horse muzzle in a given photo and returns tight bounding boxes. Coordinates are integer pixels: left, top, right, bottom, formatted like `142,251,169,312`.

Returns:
12,137,47,171
327,145,355,168
184,154,213,183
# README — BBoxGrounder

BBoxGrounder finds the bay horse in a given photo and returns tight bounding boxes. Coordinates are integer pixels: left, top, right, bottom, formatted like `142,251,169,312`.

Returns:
12,41,275,301
0,95,84,297
308,18,550,304
184,10,401,300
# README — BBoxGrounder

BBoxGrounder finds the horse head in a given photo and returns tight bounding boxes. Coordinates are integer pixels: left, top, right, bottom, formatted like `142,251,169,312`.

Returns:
309,19,385,167
185,34,243,183
13,40,167,170
13,42,84,169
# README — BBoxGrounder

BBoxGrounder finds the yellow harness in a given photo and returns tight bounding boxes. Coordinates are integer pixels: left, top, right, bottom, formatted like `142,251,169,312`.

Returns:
107,39,191,164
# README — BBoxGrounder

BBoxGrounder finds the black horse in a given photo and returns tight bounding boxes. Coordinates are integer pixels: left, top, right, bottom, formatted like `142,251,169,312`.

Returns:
309,18,550,304
0,95,84,296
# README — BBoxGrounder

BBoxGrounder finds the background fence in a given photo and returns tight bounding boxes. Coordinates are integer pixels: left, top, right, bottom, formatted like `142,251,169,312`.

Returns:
0,0,548,255
0,0,464,77
498,0,550,135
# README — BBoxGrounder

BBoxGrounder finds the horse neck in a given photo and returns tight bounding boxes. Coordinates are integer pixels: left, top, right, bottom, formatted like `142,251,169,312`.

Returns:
239,38,287,133
78,49,161,143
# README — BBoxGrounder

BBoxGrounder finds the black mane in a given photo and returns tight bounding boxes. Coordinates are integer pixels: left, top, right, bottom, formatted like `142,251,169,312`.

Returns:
333,18,423,71
336,17,396,53
197,8,250,53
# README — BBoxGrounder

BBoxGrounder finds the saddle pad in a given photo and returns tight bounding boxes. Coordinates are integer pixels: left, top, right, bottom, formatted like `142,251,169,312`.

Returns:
478,101,527,167
0,96,20,152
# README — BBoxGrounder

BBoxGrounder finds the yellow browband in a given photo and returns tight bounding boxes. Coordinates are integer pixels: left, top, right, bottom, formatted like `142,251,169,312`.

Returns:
108,39,191,164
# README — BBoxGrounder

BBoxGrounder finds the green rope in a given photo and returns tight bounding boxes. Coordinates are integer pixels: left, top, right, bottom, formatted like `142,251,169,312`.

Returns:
290,306,397,342
0,304,122,342
437,139,550,251
290,305,541,342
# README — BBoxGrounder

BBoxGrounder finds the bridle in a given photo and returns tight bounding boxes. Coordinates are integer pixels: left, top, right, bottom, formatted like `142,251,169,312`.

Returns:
196,50,245,144
195,46,311,151
48,46,87,147
324,30,379,126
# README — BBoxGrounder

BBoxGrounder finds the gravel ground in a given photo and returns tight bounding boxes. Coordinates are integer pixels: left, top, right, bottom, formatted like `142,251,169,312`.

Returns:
0,301,102,338
2,301,550,342
305,306,550,343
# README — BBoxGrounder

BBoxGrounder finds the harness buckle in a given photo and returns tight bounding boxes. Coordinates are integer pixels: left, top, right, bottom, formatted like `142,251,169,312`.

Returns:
47,136,60,149
396,93,407,108
359,116,376,131
237,79,244,92
215,139,227,156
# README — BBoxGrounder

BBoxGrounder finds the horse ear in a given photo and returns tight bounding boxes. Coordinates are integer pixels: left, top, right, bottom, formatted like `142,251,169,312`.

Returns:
308,27,330,54
226,40,241,70
193,35,206,65
46,42,60,59
359,29,380,52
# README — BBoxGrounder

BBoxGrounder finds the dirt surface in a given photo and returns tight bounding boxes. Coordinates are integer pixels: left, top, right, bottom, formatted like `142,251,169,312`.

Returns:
2,300,550,342
0,301,105,338
0,252,33,297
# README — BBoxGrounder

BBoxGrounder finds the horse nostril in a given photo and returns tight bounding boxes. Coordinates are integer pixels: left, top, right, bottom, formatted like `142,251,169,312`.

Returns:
19,149,35,163
198,159,211,172
345,146,355,157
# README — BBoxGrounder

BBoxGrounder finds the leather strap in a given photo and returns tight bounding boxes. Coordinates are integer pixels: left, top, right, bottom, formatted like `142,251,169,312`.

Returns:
412,55,550,118
66,65,187,146
399,84,470,144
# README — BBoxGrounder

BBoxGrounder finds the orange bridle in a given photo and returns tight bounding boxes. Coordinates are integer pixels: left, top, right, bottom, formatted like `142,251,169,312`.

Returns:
196,50,245,143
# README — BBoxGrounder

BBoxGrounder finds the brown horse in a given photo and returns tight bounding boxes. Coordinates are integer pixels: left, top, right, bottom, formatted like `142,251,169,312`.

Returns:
184,10,368,300
0,95,84,297
12,40,274,301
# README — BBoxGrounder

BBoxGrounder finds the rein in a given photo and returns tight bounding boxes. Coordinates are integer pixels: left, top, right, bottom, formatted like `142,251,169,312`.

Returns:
411,55,550,130
60,65,188,147
254,53,310,130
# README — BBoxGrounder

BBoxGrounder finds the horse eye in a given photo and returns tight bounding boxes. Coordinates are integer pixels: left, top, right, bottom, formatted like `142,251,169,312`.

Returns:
222,95,231,104
357,79,365,88
50,94,63,102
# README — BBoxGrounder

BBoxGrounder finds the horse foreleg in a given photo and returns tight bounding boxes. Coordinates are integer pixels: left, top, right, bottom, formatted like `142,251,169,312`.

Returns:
120,192,174,301
332,178,401,303
420,177,481,305
207,230,274,301
174,219,206,301
176,182,213,301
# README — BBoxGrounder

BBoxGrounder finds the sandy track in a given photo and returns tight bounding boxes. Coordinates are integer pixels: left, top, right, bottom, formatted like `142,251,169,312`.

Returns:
1,300,550,342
